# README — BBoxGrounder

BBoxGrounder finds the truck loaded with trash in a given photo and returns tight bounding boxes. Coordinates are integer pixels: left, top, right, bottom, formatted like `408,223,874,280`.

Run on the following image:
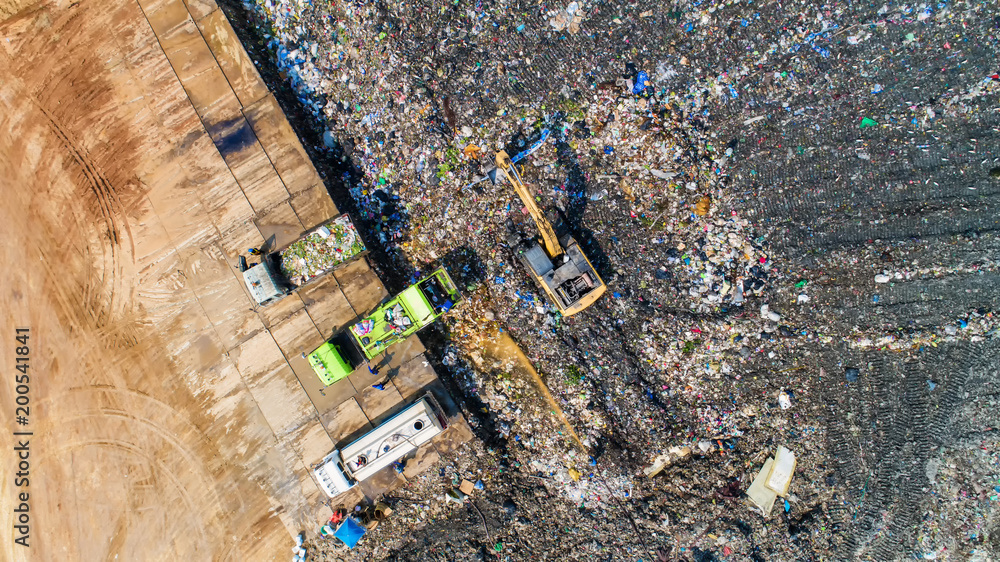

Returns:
239,213,367,306
306,267,462,385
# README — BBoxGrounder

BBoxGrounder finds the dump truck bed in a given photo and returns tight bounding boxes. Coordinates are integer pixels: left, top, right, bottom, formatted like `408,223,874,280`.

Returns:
277,214,367,287
348,268,460,359
242,213,368,306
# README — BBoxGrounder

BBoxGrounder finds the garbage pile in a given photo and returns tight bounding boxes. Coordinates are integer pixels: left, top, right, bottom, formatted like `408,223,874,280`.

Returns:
278,215,365,285
231,0,1000,558
383,304,412,331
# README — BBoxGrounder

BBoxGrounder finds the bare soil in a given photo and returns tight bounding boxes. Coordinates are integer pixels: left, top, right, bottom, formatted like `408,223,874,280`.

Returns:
0,2,296,559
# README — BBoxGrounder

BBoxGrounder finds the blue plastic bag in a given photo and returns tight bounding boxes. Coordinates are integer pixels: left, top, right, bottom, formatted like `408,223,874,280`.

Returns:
632,70,649,94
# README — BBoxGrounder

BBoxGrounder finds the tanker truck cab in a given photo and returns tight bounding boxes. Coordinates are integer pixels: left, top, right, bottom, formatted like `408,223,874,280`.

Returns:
313,395,447,497
313,450,354,497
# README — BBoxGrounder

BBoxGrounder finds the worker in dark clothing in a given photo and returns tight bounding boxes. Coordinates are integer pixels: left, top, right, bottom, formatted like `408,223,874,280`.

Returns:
368,361,386,390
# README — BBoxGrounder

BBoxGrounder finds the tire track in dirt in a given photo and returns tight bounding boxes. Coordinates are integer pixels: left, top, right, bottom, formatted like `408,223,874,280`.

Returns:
3,5,145,338
60,386,228,503
817,341,998,560
35,101,136,329
51,439,210,543
2,4,291,559
37,385,249,559
742,113,1000,253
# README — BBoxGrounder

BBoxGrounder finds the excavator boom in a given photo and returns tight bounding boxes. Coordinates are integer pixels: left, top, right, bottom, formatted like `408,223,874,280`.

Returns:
495,151,562,258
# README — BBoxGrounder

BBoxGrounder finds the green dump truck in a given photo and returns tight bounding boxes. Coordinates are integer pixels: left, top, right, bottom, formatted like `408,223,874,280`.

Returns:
306,268,461,385
241,214,367,306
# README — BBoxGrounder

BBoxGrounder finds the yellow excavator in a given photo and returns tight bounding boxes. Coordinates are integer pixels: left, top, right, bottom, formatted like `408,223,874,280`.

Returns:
492,150,606,316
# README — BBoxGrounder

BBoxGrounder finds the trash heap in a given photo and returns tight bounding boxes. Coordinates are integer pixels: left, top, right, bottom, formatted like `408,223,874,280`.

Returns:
278,215,365,285
383,304,412,331
233,0,1000,558
351,318,375,337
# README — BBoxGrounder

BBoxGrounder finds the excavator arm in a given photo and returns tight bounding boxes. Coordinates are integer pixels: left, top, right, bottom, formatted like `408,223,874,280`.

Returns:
495,151,562,258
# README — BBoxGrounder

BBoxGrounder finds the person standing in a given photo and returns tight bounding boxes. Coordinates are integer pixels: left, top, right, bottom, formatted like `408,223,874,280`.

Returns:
368,361,386,390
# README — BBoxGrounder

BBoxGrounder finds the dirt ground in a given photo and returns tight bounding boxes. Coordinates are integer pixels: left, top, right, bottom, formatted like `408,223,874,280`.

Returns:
0,1,338,559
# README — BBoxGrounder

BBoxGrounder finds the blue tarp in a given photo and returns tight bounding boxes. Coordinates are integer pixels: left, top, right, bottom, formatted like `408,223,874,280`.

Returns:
333,517,366,549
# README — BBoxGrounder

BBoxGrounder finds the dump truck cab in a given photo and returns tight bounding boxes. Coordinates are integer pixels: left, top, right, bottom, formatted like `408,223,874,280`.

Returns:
306,341,356,386
242,260,285,306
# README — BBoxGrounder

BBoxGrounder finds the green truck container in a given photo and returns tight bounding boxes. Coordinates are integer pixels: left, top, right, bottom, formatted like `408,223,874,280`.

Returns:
306,267,461,385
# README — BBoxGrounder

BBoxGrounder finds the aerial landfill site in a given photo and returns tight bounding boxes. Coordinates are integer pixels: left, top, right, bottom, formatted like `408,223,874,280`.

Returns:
1,0,998,560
